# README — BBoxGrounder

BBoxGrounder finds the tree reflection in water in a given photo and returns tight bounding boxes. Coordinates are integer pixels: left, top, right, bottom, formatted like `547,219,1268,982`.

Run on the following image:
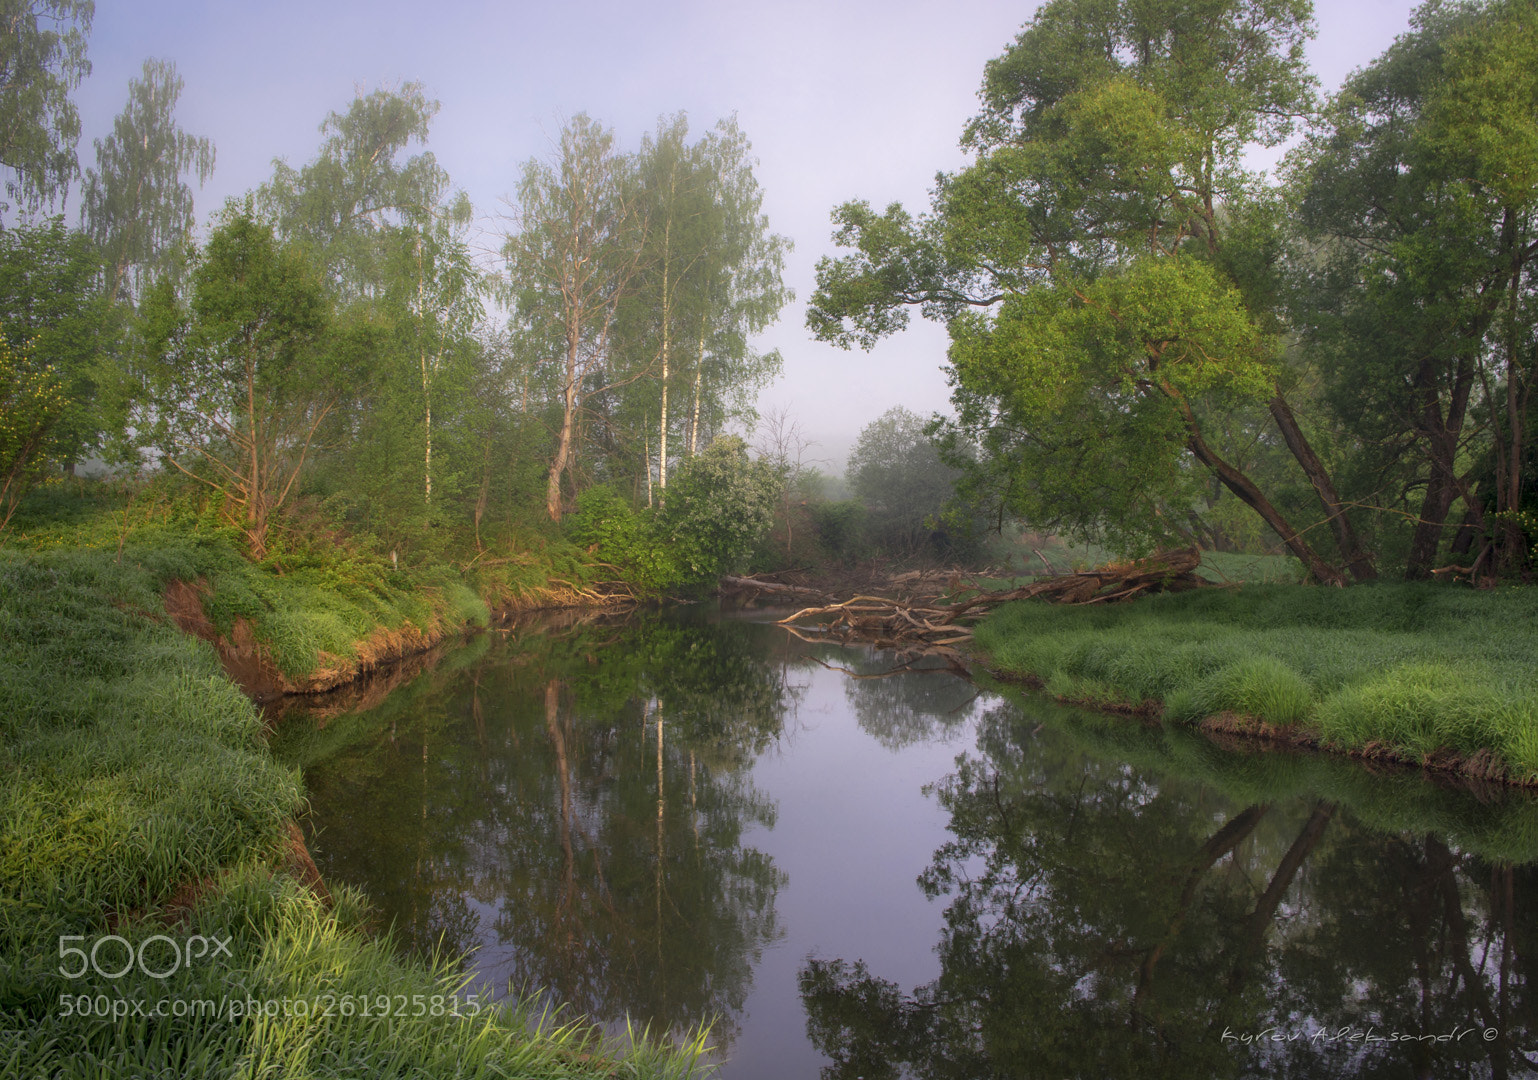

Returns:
283,614,1538,1076
799,704,1538,1079
292,613,800,1045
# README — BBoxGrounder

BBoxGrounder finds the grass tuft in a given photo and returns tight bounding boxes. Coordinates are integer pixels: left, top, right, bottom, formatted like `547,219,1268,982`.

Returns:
977,583,1538,782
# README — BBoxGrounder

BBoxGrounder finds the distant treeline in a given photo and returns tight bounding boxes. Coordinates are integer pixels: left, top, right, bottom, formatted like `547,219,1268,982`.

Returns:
0,6,790,573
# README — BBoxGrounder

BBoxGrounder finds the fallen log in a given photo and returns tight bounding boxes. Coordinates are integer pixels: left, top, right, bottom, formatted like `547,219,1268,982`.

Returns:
719,574,836,602
777,548,1208,650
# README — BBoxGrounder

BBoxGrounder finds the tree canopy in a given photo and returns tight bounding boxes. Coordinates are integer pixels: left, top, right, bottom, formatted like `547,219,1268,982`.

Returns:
813,1,1340,573
0,0,92,219
130,208,341,559
82,57,214,305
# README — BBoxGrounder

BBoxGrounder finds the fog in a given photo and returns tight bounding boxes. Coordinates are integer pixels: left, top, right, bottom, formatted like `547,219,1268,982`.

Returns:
76,0,1420,472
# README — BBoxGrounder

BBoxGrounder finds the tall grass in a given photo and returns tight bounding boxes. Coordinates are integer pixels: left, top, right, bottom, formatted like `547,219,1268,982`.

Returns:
4,482,598,679
0,538,709,1076
975,583,1538,781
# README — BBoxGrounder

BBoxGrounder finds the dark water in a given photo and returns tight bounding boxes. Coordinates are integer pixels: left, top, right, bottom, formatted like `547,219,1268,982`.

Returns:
273,606,1538,1079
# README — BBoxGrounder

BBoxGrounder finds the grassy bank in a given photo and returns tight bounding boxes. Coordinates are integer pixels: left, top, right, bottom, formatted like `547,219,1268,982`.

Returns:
0,532,708,1074
4,483,614,690
974,582,1538,783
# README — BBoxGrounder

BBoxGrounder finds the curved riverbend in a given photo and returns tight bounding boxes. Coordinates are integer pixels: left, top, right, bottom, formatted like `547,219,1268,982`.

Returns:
276,605,1538,1078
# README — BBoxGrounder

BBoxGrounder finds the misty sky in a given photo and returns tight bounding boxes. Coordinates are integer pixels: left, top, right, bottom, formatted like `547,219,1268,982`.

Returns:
76,0,1423,473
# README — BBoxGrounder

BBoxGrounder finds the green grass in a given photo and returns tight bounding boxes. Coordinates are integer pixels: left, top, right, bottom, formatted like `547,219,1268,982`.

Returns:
1194,549,1306,585
4,481,599,679
980,686,1538,864
975,582,1538,781
0,536,709,1075
972,543,1306,595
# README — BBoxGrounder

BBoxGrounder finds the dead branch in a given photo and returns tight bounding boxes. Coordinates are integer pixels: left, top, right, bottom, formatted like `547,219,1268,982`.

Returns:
773,548,1207,651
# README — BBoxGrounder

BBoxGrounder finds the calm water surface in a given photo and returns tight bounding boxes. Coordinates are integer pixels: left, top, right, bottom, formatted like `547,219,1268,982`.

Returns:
273,606,1538,1079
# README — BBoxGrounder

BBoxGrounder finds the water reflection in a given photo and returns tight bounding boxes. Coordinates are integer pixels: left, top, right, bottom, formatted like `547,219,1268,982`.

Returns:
799,703,1538,1079
836,652,978,750
277,612,801,1041
275,609,1538,1077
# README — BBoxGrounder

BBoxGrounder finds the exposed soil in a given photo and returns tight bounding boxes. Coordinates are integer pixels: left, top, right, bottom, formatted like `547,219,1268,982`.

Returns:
162,577,621,702
282,820,331,905
164,578,294,700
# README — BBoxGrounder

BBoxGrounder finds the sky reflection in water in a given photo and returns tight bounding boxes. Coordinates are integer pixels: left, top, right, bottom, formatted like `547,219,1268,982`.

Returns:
275,607,1538,1079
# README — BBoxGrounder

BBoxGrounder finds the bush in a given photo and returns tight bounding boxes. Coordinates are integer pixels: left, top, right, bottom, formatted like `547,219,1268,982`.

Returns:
811,499,867,563
566,485,683,592
659,436,781,586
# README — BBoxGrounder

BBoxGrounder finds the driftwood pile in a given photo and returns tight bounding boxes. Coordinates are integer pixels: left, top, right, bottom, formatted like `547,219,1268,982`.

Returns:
722,548,1207,655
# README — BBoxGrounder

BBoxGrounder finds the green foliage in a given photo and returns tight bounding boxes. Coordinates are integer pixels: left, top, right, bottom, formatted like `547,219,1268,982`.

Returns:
811,0,1390,582
255,83,488,538
659,436,780,584
503,113,789,519
81,57,214,305
566,485,682,592
0,217,118,464
945,255,1278,551
129,208,339,559
977,583,1538,779
809,499,867,564
847,406,960,555
258,82,446,297
565,439,782,591
0,0,93,216
609,114,789,496
1311,662,1527,763
502,113,640,521
0,336,68,531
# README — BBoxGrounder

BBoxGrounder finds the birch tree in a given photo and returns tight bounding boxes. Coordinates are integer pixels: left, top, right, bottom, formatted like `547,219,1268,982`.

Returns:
261,84,482,519
81,57,214,305
502,115,643,521
0,0,92,219
683,118,790,458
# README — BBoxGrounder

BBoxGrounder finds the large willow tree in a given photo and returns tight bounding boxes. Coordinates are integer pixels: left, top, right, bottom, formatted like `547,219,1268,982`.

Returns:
810,0,1377,584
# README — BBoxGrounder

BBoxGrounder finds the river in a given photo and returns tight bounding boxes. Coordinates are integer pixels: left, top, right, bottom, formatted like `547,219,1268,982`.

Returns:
271,604,1538,1078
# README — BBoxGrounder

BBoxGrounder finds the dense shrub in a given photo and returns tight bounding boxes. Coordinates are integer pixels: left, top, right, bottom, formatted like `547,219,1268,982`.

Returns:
567,485,683,591
658,436,781,585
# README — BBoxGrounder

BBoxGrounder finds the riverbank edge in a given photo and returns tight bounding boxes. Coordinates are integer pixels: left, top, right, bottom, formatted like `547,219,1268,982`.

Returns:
0,540,705,1078
977,663,1538,789
162,572,635,700
971,585,1538,791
